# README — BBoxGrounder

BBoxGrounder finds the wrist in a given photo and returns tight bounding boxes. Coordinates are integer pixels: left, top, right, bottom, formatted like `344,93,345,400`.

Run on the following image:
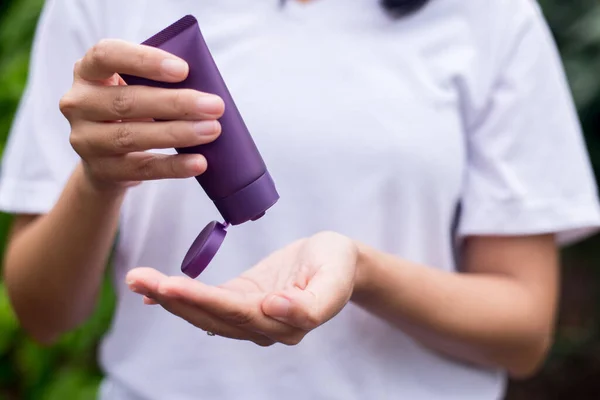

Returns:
351,240,376,301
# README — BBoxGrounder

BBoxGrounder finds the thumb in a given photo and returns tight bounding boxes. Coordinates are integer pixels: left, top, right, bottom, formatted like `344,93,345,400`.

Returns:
262,267,353,331
262,289,319,331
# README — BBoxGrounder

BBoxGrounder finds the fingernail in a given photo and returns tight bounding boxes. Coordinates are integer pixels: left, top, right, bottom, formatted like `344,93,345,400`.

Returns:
126,279,138,292
193,120,219,136
267,296,290,318
161,59,188,78
184,156,204,172
196,95,224,115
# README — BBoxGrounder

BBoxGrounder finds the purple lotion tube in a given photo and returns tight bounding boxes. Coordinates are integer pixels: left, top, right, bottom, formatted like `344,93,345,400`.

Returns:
121,15,279,278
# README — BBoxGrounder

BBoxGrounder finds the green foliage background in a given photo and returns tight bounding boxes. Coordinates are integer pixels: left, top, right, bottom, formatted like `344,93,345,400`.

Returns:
0,1,599,399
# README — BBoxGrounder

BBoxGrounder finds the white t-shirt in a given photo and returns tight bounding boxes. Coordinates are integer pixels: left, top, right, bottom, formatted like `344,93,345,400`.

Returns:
2,0,600,399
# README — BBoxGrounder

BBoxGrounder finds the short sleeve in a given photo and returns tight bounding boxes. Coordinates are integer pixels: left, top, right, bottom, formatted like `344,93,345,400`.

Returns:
0,0,100,214
457,1,600,246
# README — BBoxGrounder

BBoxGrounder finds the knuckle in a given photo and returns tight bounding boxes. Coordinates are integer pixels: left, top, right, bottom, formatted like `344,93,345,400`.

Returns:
72,58,83,77
134,156,156,180
88,39,111,65
68,130,83,153
171,89,193,116
70,123,101,158
164,122,180,144
112,87,136,117
170,90,184,113
167,156,181,178
165,122,198,148
59,91,80,118
112,123,135,151
134,49,150,70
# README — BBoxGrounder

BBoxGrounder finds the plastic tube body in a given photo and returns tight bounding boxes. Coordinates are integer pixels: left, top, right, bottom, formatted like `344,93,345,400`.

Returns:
122,15,279,225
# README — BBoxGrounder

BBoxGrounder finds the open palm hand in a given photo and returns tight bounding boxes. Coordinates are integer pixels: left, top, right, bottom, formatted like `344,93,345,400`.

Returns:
126,231,358,346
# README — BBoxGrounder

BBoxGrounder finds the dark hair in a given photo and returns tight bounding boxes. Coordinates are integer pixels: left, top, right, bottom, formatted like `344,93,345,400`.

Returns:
280,0,430,16
382,0,430,15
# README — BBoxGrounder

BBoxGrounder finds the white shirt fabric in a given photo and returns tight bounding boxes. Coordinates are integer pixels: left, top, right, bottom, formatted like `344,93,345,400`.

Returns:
2,0,600,399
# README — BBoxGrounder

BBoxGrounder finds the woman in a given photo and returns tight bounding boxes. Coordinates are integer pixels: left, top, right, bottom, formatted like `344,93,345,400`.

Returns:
1,0,599,399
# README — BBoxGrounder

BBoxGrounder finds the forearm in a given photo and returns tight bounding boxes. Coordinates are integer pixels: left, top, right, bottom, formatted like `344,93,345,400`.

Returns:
351,242,555,378
3,163,125,344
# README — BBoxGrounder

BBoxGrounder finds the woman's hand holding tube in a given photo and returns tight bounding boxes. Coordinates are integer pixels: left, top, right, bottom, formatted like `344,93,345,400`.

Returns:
60,39,225,192
5,39,225,345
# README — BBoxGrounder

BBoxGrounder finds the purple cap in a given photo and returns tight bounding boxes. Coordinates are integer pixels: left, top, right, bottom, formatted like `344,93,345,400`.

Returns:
213,171,279,225
180,171,278,278
181,221,228,278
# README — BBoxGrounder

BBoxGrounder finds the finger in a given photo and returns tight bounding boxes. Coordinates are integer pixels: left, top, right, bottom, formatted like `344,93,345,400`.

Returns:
126,267,168,295
157,297,275,347
73,85,224,122
143,296,159,305
127,269,273,345
262,249,356,331
158,277,259,324
72,120,221,156
265,272,352,331
275,233,357,329
157,277,304,345
77,39,189,82
262,289,320,331
264,281,350,330
88,152,207,182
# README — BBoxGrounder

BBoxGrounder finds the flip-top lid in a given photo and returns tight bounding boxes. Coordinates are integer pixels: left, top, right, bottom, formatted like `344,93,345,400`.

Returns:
181,221,228,278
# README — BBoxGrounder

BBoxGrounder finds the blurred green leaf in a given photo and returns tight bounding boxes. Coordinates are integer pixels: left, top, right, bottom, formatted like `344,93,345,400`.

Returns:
40,367,100,400
0,283,18,355
13,338,57,394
